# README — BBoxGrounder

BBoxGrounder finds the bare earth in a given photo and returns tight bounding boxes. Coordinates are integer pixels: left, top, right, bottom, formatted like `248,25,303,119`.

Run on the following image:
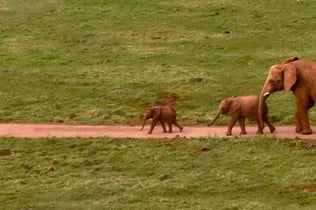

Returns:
1,123,316,143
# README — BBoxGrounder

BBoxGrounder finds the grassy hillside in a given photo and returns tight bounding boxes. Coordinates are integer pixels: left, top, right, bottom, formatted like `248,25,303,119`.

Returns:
1,137,316,209
1,2,316,209
0,0,316,125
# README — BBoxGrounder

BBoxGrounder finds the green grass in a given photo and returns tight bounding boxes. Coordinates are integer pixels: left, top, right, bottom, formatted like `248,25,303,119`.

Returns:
1,0,316,125
1,1,316,208
1,137,316,209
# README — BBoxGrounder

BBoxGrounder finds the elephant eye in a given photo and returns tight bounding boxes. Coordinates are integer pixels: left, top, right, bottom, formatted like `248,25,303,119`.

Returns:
270,79,280,85
275,79,282,84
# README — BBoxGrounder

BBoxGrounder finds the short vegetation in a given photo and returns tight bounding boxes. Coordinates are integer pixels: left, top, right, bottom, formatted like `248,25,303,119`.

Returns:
1,137,316,209
1,0,316,125
1,0,316,209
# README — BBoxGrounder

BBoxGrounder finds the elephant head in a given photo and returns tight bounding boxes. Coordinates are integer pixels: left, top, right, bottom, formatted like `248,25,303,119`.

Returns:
140,106,160,130
208,96,240,126
259,64,295,126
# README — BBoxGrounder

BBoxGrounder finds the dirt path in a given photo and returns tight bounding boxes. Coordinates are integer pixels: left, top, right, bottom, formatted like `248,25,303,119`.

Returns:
1,123,316,143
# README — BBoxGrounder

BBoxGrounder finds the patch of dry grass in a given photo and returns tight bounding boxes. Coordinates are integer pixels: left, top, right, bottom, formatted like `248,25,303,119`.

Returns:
0,1,9,11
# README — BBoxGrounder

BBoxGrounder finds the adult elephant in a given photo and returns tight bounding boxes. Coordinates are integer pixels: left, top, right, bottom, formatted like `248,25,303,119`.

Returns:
259,57,316,135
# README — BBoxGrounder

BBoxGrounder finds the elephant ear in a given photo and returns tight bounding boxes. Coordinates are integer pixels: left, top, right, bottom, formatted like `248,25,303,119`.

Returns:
283,64,297,92
152,106,161,120
228,98,241,114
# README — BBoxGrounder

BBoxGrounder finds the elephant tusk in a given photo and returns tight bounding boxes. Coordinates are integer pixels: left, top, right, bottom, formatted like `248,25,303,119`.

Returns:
263,92,270,96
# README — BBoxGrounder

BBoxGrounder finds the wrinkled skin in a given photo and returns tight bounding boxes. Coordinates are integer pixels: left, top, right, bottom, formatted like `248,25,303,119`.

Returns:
259,57,316,135
140,105,183,134
209,96,275,136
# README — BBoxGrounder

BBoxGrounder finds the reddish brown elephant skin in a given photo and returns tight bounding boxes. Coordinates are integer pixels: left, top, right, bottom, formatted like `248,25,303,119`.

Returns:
209,95,275,136
259,57,316,135
140,105,183,134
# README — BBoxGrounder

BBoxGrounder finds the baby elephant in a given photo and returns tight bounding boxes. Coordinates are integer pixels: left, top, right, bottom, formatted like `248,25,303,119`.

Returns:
208,95,275,136
140,105,183,134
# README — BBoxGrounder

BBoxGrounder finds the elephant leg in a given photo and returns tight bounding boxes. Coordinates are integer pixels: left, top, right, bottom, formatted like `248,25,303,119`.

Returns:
160,121,167,133
238,117,247,135
227,116,238,136
264,115,275,133
173,120,183,132
295,99,313,135
148,119,159,134
256,122,263,134
167,123,172,133
295,110,312,134
294,111,303,133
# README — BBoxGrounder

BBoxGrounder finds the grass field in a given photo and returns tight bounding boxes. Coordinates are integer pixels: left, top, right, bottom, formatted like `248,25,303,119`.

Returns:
1,137,316,209
1,0,316,125
1,1,316,209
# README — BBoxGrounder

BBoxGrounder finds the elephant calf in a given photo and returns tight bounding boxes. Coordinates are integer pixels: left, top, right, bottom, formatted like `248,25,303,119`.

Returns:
140,105,183,134
208,95,275,136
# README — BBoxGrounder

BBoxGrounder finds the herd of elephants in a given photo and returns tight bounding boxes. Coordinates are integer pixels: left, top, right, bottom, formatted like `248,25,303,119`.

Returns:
140,56,316,136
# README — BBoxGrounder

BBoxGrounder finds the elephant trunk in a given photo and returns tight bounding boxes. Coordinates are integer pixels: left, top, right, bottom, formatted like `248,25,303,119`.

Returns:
208,112,221,126
140,117,147,131
258,90,270,129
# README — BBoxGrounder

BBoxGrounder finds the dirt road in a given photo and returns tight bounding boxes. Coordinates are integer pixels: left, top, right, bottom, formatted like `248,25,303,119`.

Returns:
1,124,316,143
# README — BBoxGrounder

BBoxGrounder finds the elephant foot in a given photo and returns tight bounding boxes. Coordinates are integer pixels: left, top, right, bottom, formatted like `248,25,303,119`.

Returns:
240,131,247,135
269,126,276,133
296,125,312,135
301,129,313,135
148,131,153,134
295,127,303,133
179,127,183,132
256,130,263,135
226,132,232,136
